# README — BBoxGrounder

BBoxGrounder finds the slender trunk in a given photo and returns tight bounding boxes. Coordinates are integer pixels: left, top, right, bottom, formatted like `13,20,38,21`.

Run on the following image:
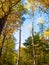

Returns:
17,22,21,65
32,21,36,65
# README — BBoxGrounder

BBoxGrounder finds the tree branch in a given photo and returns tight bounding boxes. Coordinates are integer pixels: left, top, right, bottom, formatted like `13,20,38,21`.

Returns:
1,0,6,15
9,0,21,10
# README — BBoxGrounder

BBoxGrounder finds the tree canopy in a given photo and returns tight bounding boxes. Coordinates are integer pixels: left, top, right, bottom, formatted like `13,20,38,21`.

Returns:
0,0,23,35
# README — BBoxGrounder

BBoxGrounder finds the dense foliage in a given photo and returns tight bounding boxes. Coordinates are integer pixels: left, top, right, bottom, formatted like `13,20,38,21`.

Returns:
22,33,49,65
0,36,18,65
0,0,23,35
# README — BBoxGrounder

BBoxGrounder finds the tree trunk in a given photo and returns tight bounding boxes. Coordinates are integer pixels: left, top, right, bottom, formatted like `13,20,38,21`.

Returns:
0,15,7,35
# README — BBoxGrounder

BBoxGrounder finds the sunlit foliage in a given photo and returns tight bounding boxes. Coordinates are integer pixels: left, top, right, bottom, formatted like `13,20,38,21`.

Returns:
0,0,23,35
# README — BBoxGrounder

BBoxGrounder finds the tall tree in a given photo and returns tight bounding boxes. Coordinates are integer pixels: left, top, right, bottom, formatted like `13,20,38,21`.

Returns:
23,33,49,65
0,0,24,57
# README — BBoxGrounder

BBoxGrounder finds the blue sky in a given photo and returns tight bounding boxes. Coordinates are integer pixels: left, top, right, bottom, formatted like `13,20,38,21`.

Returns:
14,10,49,49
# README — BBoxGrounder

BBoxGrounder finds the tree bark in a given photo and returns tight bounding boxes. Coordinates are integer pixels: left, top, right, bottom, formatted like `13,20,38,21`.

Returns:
0,15,7,35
